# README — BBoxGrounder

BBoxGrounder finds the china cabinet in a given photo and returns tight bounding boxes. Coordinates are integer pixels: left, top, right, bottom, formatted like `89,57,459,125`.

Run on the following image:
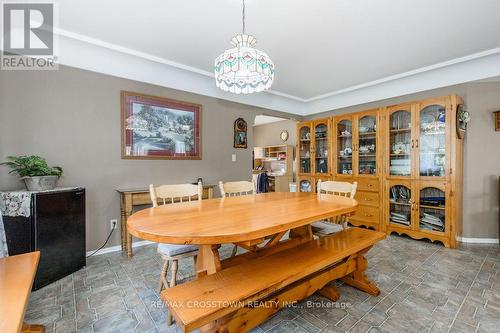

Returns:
295,94,464,248
297,122,313,175
313,119,331,176
334,110,381,179
386,104,415,178
383,95,462,247
296,118,332,193
385,180,451,246
335,115,354,178
333,109,382,230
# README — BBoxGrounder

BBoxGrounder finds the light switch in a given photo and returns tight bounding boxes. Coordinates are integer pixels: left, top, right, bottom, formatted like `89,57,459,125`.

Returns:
231,154,237,162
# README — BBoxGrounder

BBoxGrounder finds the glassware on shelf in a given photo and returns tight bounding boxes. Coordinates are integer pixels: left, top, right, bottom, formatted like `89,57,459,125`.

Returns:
315,123,329,174
419,187,445,232
419,105,446,177
358,115,377,175
389,110,412,177
337,120,352,175
299,126,311,173
389,185,412,227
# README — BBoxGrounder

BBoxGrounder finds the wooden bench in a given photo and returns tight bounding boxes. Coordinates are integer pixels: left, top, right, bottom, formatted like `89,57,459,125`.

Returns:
161,228,385,333
0,252,45,333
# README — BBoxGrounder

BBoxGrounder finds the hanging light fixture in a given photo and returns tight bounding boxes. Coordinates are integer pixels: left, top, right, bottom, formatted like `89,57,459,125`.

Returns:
214,0,274,94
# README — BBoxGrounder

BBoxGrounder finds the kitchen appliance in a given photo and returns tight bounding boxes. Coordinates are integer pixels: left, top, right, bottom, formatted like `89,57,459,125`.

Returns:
2,188,86,290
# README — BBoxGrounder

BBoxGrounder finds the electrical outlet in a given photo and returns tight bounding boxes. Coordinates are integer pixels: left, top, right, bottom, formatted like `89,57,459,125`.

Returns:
110,219,118,230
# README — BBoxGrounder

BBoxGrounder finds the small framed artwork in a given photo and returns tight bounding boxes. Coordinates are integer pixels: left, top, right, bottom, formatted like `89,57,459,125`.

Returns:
233,118,247,149
494,110,500,131
121,91,201,159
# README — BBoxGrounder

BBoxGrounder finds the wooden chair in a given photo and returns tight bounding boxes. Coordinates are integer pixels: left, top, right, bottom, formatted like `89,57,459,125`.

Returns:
150,182,203,325
218,180,256,197
312,179,358,236
218,180,256,257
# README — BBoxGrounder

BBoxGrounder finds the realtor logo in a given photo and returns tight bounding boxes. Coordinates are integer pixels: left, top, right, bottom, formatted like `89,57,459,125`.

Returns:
1,2,58,70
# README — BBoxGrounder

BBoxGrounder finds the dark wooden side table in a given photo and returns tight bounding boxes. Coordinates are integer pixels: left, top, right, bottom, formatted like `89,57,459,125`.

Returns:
116,185,215,258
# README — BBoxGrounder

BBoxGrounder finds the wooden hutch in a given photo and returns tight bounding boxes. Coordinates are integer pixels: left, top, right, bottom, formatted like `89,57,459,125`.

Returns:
296,118,332,193
333,109,383,231
296,94,464,248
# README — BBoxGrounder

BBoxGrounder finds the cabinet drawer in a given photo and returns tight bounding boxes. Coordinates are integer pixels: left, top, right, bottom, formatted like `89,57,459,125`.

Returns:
354,191,379,206
351,205,379,224
356,179,379,192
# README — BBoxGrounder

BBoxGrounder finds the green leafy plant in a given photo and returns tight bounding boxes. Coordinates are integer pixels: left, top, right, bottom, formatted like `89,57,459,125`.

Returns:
0,155,63,178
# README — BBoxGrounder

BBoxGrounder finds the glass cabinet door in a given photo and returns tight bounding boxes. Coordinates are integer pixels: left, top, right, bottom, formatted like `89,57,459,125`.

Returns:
336,119,353,176
388,109,412,177
388,183,413,228
418,104,447,177
419,186,446,233
298,125,311,174
299,179,312,192
357,115,377,175
314,122,329,174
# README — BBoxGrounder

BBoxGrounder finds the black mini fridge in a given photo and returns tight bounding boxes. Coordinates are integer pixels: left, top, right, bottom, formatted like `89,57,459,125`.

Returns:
3,188,86,290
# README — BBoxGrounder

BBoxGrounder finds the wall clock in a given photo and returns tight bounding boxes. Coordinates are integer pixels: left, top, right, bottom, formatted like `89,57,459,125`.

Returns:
233,118,248,148
280,130,289,142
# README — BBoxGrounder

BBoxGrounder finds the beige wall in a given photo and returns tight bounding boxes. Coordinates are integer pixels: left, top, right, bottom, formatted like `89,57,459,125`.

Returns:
253,119,298,148
1,66,498,243
305,82,500,240
0,66,295,251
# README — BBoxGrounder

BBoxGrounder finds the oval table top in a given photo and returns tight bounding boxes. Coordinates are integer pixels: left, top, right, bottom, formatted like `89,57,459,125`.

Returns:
127,192,358,245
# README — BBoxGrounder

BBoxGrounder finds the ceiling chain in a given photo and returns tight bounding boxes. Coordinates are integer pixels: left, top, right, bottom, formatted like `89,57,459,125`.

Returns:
242,0,246,35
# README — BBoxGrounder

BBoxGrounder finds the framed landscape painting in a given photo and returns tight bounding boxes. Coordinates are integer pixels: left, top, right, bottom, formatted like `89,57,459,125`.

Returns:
121,91,201,159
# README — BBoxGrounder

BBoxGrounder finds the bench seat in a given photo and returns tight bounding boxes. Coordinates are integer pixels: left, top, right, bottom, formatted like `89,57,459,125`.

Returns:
161,228,385,332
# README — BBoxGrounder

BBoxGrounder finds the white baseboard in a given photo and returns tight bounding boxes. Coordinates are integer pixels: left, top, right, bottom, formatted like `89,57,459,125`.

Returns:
456,236,499,244
84,236,497,256
86,240,155,257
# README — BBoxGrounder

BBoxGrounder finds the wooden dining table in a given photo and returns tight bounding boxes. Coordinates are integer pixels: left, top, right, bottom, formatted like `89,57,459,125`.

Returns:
127,192,358,278
0,252,44,333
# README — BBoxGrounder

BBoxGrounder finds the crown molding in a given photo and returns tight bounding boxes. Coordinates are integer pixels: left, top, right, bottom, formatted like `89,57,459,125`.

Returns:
55,28,307,115
306,47,500,115
54,29,500,116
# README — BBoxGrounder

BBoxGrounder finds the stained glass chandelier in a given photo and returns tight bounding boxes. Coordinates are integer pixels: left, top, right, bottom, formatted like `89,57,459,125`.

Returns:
214,0,274,94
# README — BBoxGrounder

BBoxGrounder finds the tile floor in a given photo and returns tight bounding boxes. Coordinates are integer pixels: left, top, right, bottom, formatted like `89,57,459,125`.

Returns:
25,234,500,333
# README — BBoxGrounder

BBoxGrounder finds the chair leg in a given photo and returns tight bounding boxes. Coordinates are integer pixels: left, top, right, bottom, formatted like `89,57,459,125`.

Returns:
157,259,169,293
170,259,179,287
231,245,238,257
167,259,179,326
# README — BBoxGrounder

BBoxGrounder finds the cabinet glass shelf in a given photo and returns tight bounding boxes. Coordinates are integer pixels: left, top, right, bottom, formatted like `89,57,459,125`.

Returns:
315,123,329,174
419,105,446,177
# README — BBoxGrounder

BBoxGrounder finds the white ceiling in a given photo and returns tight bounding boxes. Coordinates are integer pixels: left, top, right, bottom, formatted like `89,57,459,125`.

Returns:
253,115,291,126
52,0,500,114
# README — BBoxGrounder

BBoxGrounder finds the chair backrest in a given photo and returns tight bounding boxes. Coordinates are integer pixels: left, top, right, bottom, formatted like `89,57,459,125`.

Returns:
219,180,256,197
317,180,357,198
150,182,203,207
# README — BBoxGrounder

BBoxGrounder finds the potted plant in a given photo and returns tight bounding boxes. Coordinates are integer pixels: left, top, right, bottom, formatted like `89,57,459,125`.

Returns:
0,155,63,191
